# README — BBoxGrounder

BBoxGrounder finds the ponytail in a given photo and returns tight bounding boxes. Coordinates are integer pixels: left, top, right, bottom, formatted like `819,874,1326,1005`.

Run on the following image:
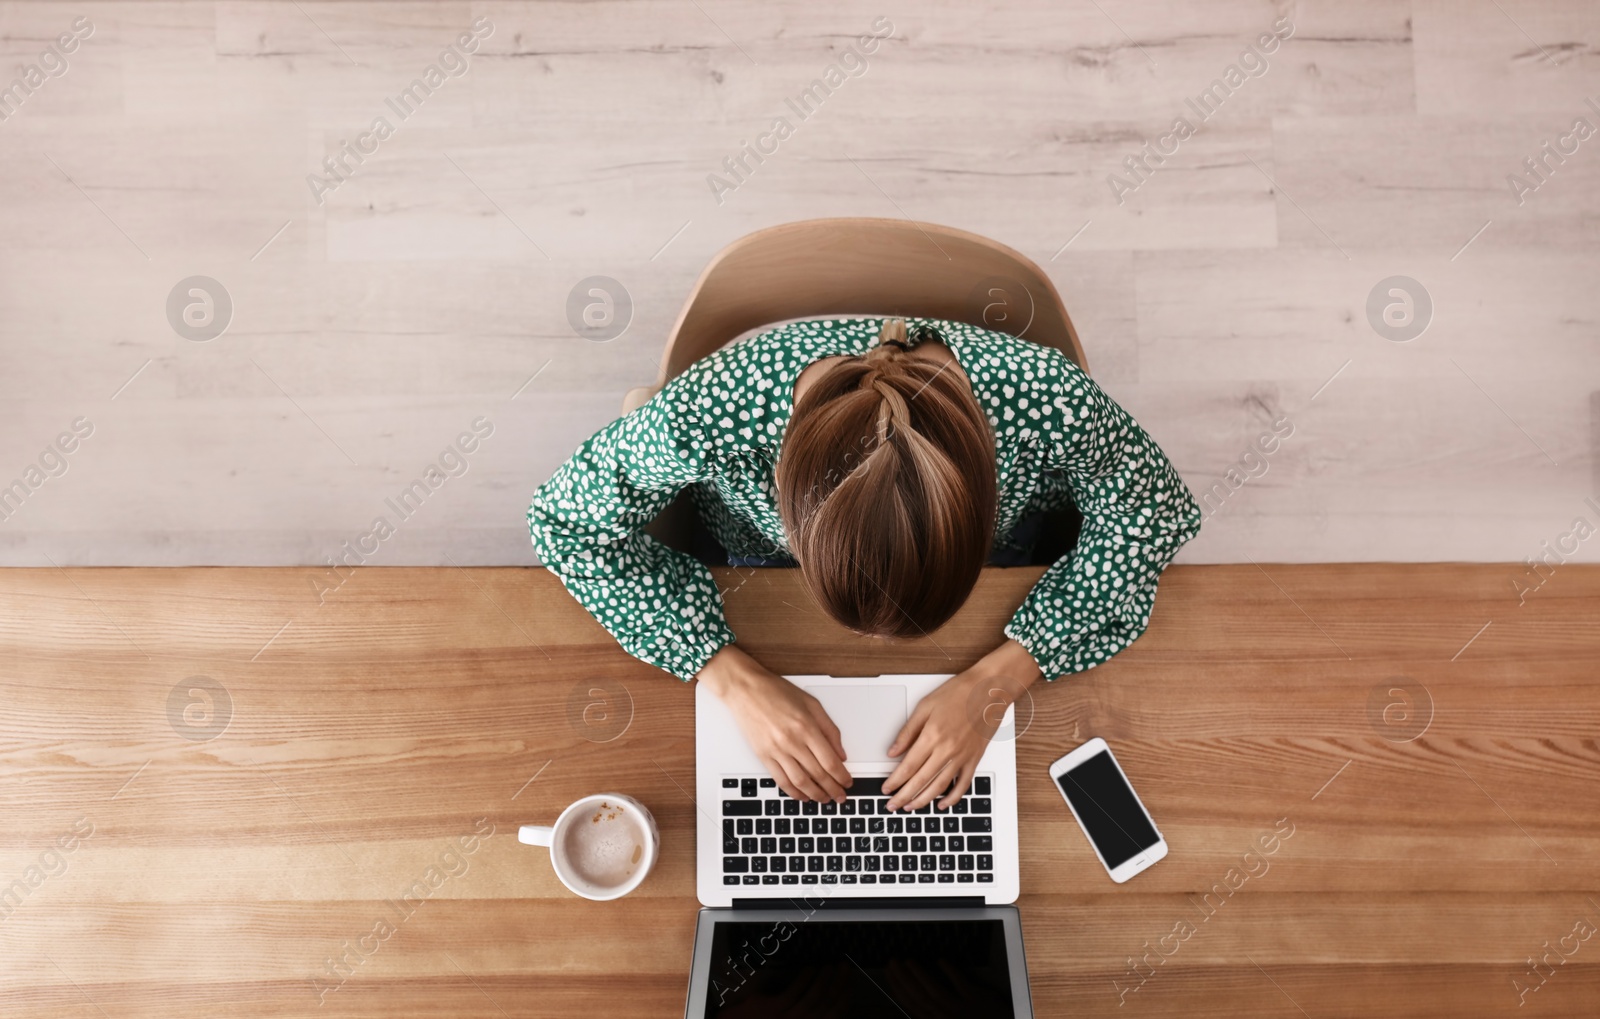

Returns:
776,319,996,637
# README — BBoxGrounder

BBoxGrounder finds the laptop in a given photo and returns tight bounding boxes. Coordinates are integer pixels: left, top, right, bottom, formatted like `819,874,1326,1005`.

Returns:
687,674,1033,1016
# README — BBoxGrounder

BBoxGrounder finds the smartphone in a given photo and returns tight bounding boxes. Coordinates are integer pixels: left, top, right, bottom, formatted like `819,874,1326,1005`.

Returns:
1049,738,1167,883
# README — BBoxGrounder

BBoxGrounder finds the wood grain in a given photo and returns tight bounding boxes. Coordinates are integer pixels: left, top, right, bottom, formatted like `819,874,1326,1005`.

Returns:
1,563,1597,1016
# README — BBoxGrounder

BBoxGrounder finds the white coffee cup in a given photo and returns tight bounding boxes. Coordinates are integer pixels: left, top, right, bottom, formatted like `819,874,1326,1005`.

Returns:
519,793,659,901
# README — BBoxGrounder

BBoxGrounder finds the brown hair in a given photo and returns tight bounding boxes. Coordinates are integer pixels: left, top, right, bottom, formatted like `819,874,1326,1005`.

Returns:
776,319,997,637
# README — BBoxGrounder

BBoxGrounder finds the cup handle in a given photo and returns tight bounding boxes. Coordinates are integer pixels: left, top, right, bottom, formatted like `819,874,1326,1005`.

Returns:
519,824,556,848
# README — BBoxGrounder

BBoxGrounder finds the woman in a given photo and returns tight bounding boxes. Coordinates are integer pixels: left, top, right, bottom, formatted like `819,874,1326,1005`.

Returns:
530,316,1200,811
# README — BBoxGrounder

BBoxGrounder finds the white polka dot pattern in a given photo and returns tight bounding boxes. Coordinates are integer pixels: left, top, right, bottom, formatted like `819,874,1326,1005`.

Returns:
529,317,1201,680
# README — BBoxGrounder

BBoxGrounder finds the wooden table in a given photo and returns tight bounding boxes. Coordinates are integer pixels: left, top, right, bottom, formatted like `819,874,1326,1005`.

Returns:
2,564,1597,1016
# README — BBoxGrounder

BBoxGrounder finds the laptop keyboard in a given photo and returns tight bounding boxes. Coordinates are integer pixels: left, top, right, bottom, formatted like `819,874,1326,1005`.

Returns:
719,774,997,887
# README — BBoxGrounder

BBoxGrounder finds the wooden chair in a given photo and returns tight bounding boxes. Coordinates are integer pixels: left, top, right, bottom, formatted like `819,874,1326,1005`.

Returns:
622,217,1087,414
626,217,1089,555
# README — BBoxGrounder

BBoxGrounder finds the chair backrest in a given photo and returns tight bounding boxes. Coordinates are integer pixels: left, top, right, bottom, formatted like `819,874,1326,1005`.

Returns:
623,217,1087,413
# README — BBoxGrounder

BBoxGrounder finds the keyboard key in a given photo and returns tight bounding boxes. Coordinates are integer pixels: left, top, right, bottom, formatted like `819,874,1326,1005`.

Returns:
736,819,753,835
864,855,880,871
958,854,974,871
759,778,775,788
743,875,759,885
974,776,992,795
760,837,777,854
831,818,848,835
808,856,825,872
802,801,818,816
849,818,866,834
919,874,936,883
724,875,739,885
723,820,737,853
868,817,885,834
915,803,932,815
722,778,739,789
969,836,993,852
949,836,964,852
790,856,805,872
911,837,927,853
821,802,838,816
938,855,955,872
792,818,809,835
741,837,757,854
952,800,968,814
841,874,857,884
961,816,991,833
783,799,799,815
774,819,790,835
883,855,899,871
802,875,818,884
817,837,833,853
934,802,949,815
977,873,993,883
873,837,889,853
902,855,918,871
892,837,908,853
899,874,915,884
724,857,748,873
821,874,837,884
839,799,855,815
846,856,862,872
943,818,960,833
764,800,780,817
958,873,974,883
763,875,779,884
920,855,937,871
799,838,814,854
755,819,772,835
780,837,796,854
751,857,767,873
862,874,878,884
977,854,993,871
724,800,761,816
771,856,786,873
971,798,991,814
875,799,891,816
886,817,904,834
906,817,922,834
741,779,758,798
854,837,871,853
858,798,874,815
929,836,945,853
783,874,799,885
826,856,843,872
850,776,886,797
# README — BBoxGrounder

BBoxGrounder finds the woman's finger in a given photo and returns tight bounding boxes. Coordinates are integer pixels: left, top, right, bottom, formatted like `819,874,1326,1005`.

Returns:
887,702,930,759
902,757,960,811
807,699,849,763
882,736,933,803
797,741,849,801
774,753,828,802
938,760,979,810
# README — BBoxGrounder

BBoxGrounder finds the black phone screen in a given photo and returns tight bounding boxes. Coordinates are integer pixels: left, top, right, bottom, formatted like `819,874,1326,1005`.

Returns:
1056,750,1160,869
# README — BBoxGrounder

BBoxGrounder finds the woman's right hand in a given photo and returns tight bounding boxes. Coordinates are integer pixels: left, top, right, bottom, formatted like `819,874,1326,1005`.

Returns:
696,645,852,802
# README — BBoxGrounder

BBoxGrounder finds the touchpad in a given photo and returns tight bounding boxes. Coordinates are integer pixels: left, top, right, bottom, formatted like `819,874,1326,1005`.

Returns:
807,685,908,764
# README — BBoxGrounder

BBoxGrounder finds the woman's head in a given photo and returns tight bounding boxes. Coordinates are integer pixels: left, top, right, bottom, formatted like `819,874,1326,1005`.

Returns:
776,320,996,638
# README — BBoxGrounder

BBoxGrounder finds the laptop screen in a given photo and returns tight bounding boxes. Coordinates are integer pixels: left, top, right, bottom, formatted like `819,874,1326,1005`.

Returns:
702,917,1017,1017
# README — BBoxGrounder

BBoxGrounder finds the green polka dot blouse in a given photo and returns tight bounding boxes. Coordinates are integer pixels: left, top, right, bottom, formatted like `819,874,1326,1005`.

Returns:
529,317,1201,681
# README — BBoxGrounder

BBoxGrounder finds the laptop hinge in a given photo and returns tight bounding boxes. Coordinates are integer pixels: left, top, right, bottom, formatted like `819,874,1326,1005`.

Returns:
728,895,986,910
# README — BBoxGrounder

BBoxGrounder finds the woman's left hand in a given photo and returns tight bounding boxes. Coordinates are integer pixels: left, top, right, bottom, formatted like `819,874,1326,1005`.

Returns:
882,639,1044,811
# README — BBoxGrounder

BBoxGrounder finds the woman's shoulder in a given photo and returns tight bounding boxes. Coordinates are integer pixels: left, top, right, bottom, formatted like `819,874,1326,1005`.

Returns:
649,317,875,449
931,319,1093,444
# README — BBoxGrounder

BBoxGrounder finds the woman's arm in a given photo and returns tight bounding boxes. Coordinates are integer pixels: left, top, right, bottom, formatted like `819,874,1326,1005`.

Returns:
528,394,735,680
1005,355,1203,678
